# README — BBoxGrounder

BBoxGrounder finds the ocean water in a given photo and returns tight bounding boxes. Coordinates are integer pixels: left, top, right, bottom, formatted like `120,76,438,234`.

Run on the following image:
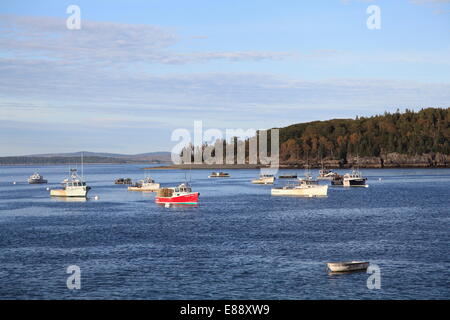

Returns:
0,164,448,300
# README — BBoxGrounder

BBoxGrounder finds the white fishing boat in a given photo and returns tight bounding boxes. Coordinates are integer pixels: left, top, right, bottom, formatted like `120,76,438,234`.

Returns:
271,175,328,197
317,168,338,180
326,261,369,272
252,174,275,185
28,172,47,184
50,169,90,198
128,177,160,192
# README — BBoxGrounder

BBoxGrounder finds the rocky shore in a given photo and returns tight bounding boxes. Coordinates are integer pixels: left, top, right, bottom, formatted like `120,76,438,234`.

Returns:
144,152,450,169
280,152,450,168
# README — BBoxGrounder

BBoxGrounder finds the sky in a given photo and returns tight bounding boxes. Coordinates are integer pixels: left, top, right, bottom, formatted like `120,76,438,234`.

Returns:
0,0,449,156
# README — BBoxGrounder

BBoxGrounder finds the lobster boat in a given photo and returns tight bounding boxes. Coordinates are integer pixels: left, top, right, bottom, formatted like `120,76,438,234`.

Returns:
209,172,230,178
343,170,368,187
50,169,90,198
128,177,160,191
252,174,275,185
317,168,338,180
28,172,48,184
271,175,328,197
155,183,199,205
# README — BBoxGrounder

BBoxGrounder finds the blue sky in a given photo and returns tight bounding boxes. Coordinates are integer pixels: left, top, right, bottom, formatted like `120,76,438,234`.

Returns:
0,0,449,155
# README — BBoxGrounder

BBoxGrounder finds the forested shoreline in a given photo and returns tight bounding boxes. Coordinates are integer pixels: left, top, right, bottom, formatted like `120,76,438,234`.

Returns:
178,108,450,168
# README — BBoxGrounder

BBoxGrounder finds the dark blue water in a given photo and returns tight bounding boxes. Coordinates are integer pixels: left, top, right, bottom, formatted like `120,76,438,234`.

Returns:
0,165,448,299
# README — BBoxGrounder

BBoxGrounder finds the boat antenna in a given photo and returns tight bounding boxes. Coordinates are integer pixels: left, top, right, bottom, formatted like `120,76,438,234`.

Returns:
81,151,84,179
189,160,192,183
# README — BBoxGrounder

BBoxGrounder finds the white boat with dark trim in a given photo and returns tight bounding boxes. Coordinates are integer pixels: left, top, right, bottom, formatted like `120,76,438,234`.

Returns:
343,170,367,187
28,172,47,184
50,169,90,198
271,175,328,197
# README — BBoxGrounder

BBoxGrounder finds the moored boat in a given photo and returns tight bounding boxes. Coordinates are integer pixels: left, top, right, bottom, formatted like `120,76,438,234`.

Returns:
115,178,132,185
317,168,338,180
343,170,367,187
279,173,298,179
331,174,344,186
208,172,230,178
252,174,275,185
326,261,369,272
128,177,160,191
155,182,199,204
50,169,90,198
28,172,47,184
271,175,328,197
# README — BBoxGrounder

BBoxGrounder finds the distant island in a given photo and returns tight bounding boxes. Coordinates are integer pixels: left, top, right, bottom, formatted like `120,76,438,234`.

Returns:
0,151,172,165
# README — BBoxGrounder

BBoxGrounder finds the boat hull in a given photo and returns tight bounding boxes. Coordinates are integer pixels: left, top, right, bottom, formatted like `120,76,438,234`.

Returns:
128,183,160,192
327,261,369,272
28,179,48,184
343,178,367,187
252,177,275,185
317,176,334,181
50,187,90,198
155,192,199,204
271,185,328,197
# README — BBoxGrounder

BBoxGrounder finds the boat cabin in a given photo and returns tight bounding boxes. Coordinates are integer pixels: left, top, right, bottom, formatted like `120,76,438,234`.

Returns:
175,183,192,193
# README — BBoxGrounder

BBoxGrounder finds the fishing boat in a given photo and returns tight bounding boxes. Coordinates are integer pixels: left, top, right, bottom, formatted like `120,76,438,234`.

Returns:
28,172,47,184
50,169,90,198
343,169,367,187
252,174,275,185
317,168,338,180
271,175,328,197
155,182,199,204
326,261,369,272
331,174,344,186
208,172,230,178
128,177,160,192
115,178,132,185
279,173,298,179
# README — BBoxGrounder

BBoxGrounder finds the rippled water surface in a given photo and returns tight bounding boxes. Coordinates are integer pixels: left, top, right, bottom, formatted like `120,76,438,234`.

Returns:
0,165,449,299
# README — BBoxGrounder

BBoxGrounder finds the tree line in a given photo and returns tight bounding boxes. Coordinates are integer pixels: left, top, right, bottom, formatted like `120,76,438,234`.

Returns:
179,108,450,164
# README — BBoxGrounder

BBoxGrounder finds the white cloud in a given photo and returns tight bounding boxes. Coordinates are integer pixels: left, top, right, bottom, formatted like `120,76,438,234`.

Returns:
0,14,449,154
1,55,449,129
0,14,293,66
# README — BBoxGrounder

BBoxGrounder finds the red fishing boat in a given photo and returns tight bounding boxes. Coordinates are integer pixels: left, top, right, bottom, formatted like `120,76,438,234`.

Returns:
155,183,199,205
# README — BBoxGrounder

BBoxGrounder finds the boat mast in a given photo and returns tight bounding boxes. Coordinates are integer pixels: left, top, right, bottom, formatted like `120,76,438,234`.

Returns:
81,151,84,179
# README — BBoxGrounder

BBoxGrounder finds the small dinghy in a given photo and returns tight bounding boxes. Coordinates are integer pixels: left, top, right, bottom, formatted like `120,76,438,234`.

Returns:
326,261,369,272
